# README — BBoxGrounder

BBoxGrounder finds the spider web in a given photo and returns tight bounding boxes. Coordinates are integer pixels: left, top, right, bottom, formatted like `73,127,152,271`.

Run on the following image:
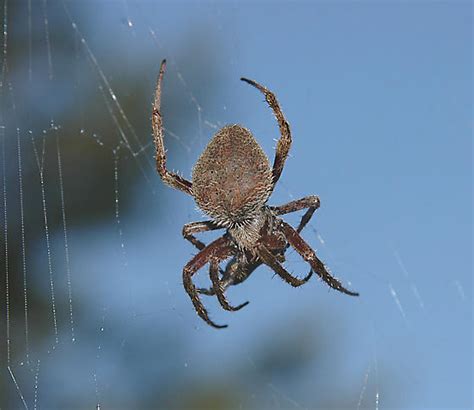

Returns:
0,1,472,409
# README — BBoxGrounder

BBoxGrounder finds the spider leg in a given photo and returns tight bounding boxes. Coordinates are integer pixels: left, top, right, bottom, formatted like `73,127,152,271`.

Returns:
257,245,313,287
182,221,231,295
198,196,320,297
240,77,291,188
153,59,193,194
270,195,320,234
222,258,260,287
199,249,271,296
280,221,359,296
198,257,255,296
182,220,222,251
196,286,216,296
209,260,249,311
182,236,233,329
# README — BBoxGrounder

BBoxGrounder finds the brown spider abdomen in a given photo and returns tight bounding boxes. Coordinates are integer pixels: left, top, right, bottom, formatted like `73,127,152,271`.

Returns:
192,125,273,225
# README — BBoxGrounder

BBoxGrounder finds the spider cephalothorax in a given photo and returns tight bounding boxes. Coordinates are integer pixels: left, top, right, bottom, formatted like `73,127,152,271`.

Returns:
152,59,358,328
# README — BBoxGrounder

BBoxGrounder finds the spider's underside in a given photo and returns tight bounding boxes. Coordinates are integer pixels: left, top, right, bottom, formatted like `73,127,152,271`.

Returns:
152,59,358,328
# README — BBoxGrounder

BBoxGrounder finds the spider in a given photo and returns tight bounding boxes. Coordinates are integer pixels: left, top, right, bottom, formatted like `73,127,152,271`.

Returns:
152,59,358,328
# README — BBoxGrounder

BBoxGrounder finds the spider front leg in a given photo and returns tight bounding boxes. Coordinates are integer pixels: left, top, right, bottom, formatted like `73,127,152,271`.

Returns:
280,221,359,296
270,195,320,235
240,77,291,187
182,236,233,329
182,221,233,297
198,256,259,296
209,260,249,312
257,245,313,287
182,220,222,251
153,59,193,194
202,197,320,295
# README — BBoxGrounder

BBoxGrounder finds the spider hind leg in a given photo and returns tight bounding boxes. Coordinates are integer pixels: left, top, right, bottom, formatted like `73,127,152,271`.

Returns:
209,260,249,312
182,237,232,329
257,245,314,287
281,221,359,296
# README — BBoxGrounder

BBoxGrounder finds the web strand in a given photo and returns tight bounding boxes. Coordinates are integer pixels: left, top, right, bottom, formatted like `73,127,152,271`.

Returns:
56,136,75,342
2,124,11,366
17,128,30,364
8,365,28,410
41,0,53,81
31,131,59,346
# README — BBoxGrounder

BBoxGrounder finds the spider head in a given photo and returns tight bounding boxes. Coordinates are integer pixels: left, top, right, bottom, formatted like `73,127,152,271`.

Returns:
192,125,273,227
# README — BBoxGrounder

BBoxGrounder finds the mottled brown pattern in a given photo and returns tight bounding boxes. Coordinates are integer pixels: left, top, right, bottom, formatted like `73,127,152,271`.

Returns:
152,59,358,328
192,125,273,224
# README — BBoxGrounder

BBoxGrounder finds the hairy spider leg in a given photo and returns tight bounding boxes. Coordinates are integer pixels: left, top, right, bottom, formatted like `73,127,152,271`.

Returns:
271,195,320,233
182,220,222,250
240,77,292,188
257,245,313,287
182,236,234,328
199,195,321,296
209,260,249,312
197,257,256,296
280,221,359,296
153,59,193,194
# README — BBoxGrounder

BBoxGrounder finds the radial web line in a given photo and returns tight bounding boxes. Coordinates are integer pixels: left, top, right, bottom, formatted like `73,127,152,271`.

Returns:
33,359,40,410
148,28,205,148
453,279,465,300
357,362,371,409
1,0,7,79
31,132,59,344
374,345,380,410
113,147,128,268
176,71,203,145
246,354,304,409
27,0,32,81
62,3,155,168
122,0,135,31
2,125,11,365
41,0,53,81
392,247,424,309
370,321,380,410
61,0,165,208
266,382,303,409
8,365,29,409
98,83,146,167
83,56,154,192
94,80,154,193
93,311,107,410
388,282,407,324
17,127,30,363
56,136,75,342
0,0,10,366
4,31,30,363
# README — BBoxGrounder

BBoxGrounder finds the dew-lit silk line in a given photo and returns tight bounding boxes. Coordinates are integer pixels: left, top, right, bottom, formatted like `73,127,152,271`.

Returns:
2,125,11,366
56,136,76,342
41,0,53,81
62,2,155,174
31,133,59,344
17,128,30,363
